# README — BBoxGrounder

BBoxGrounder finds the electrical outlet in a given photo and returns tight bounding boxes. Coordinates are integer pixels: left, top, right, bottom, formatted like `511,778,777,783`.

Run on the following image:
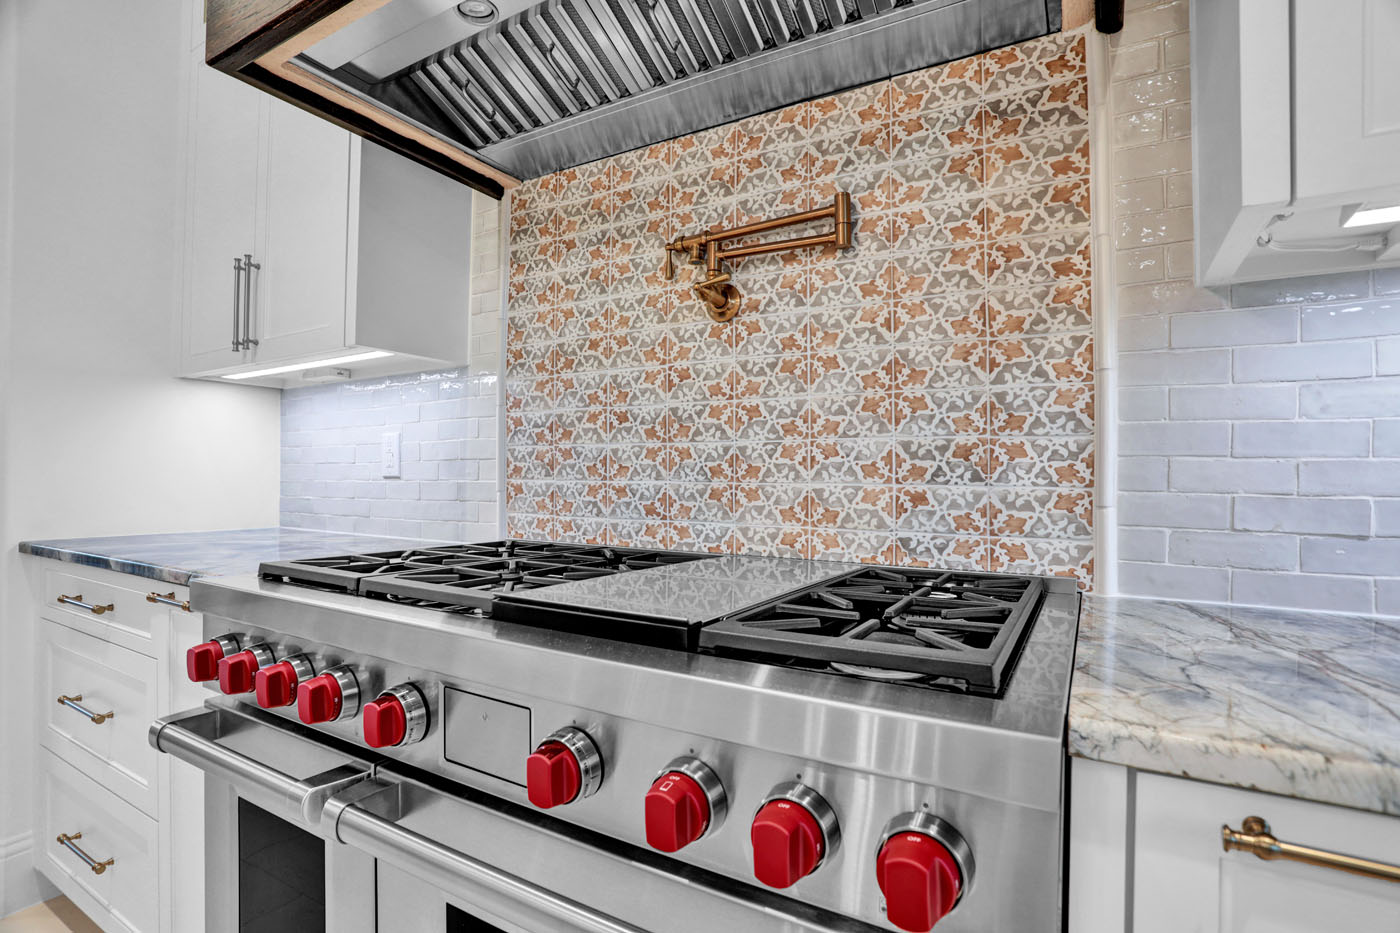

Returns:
381,431,401,478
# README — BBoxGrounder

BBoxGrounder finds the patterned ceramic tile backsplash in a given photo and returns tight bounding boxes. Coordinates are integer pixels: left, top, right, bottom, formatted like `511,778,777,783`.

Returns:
506,32,1095,584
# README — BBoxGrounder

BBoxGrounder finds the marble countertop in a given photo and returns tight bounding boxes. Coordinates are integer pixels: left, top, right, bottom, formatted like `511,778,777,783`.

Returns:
1070,595,1400,815
18,528,445,586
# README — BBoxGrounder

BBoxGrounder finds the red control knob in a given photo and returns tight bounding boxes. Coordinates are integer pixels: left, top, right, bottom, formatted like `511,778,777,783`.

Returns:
217,650,259,694
363,694,407,748
255,661,299,708
526,741,581,808
186,640,228,682
752,799,825,888
646,772,710,852
876,832,963,932
298,673,344,724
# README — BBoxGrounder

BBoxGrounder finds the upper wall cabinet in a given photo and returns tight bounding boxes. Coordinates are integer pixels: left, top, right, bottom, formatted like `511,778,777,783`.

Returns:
1193,0,1400,286
179,48,474,388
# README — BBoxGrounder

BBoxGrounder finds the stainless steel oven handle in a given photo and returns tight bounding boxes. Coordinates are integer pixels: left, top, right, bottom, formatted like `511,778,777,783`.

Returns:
331,790,647,933
149,707,370,825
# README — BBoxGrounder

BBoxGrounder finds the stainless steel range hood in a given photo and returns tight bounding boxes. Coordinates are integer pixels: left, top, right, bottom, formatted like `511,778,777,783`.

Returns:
285,0,1059,180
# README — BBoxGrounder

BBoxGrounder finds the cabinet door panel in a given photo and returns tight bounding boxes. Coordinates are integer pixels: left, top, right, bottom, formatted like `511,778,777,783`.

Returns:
1293,0,1400,202
182,57,261,373
251,97,351,362
1134,773,1400,933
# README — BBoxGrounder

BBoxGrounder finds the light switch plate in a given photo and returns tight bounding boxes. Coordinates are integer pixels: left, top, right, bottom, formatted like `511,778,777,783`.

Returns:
381,431,401,478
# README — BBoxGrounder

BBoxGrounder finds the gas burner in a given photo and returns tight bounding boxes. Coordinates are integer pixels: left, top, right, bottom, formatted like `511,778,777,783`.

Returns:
259,540,718,607
698,567,1044,694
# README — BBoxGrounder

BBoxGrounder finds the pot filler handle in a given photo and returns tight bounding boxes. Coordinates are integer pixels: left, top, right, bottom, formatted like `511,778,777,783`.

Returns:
325,781,648,933
149,705,371,826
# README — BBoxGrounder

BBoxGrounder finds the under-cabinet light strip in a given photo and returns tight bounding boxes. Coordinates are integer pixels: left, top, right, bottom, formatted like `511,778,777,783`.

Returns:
222,350,393,380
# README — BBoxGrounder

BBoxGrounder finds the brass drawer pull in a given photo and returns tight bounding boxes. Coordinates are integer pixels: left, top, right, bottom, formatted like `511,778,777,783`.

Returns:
56,832,114,875
58,594,114,615
146,591,191,612
57,694,113,725
1223,816,1400,884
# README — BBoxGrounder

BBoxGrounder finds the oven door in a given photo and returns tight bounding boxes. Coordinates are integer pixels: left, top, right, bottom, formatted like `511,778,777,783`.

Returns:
153,703,868,933
149,701,380,933
323,766,870,933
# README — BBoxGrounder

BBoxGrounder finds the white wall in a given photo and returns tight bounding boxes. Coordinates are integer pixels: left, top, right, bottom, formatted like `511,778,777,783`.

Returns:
1106,0,1400,614
0,0,281,915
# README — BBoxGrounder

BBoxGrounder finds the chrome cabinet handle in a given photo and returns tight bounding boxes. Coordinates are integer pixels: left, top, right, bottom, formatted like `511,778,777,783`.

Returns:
57,694,113,725
146,591,191,612
57,594,114,615
232,256,244,351
56,832,114,875
1223,816,1400,884
331,786,646,933
241,253,260,348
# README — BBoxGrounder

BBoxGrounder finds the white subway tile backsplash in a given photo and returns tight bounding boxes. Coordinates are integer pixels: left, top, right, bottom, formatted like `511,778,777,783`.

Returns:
1377,421,1400,457
1118,279,1227,316
1113,138,1192,183
1168,385,1294,420
1119,527,1168,561
1228,272,1372,309
1114,178,1165,214
1377,579,1400,615
1300,537,1400,576
1119,348,1230,385
1103,6,1397,615
1300,300,1400,341
1232,421,1371,458
1115,207,1192,248
1119,456,1169,491
1167,530,1297,571
1118,315,1169,350
1113,68,1189,111
1233,496,1371,535
1169,307,1297,348
1119,560,1230,601
1119,387,1169,421
1231,571,1375,613
1298,460,1400,497
1233,341,1374,383
1298,377,1400,419
1378,337,1400,376
1119,491,1230,528
1120,421,1231,455
1168,458,1296,494
1379,502,1400,537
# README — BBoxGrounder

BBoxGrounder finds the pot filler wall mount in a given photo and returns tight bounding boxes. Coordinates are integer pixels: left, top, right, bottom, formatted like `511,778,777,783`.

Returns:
208,0,1061,192
150,541,1080,932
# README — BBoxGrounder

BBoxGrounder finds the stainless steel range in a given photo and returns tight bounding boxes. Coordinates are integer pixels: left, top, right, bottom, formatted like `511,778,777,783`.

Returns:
149,540,1080,933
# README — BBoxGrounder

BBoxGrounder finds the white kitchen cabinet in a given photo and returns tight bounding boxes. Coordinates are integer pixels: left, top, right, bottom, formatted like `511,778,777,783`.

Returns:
1193,0,1400,286
177,49,475,386
31,560,206,933
181,59,262,374
1069,760,1400,933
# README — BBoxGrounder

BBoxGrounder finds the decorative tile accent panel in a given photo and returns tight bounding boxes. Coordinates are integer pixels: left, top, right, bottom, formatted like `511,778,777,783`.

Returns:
506,32,1095,586
1109,0,1400,616
280,191,505,541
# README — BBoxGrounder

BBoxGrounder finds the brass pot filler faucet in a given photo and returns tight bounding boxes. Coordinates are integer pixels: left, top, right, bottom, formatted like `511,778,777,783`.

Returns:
664,192,853,322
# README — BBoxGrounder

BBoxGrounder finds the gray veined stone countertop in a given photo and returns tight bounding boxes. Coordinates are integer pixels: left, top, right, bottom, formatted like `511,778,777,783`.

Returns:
18,527,445,586
1070,595,1400,815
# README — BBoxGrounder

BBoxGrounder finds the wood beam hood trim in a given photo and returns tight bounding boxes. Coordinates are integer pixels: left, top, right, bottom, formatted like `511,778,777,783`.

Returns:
206,0,518,196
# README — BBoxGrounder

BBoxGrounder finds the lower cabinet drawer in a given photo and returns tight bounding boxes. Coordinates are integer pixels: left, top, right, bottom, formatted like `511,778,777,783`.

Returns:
42,619,159,815
40,748,158,933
